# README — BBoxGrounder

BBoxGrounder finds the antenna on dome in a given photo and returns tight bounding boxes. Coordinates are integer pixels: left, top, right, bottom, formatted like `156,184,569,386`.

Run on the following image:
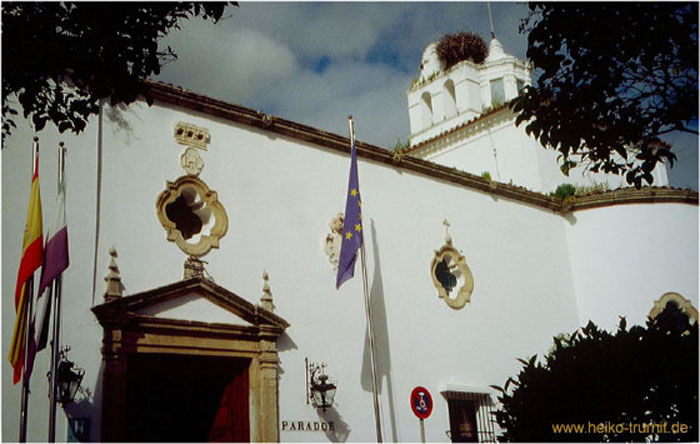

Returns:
487,1,496,39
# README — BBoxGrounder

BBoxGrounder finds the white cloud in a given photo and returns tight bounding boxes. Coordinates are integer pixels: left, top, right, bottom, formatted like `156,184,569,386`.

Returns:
158,21,300,104
231,3,403,59
275,60,414,146
156,6,419,147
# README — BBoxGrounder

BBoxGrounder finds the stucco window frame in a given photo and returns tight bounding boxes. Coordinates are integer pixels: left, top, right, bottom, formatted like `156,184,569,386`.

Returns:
156,175,228,257
430,238,474,310
649,292,698,325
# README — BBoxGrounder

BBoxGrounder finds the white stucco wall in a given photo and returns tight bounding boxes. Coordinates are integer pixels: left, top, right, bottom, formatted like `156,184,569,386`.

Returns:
94,100,580,442
423,113,551,191
422,111,670,194
2,96,696,443
565,204,699,331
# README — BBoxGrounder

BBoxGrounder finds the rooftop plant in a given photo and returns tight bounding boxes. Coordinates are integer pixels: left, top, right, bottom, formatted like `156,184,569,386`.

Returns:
436,31,488,70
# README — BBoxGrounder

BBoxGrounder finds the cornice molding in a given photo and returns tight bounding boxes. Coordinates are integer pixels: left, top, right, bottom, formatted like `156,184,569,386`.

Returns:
142,81,698,214
568,187,699,212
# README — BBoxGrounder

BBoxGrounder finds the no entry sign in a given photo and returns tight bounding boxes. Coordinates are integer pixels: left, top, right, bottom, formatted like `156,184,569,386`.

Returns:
410,386,433,420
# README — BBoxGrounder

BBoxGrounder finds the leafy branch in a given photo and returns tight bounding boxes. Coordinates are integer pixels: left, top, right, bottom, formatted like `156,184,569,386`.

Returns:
1,2,237,147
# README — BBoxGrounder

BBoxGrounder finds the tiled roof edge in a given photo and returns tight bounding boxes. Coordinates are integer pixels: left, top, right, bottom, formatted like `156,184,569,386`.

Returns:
403,101,514,155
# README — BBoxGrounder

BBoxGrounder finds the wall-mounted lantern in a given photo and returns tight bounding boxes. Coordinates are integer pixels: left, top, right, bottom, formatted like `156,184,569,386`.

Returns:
306,358,337,412
48,347,85,405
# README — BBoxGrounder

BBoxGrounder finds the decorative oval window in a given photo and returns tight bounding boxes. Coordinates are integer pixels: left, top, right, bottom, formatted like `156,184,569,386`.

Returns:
156,176,228,257
430,223,474,309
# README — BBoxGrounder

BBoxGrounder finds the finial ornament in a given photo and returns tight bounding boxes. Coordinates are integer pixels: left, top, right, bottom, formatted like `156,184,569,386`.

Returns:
443,218,452,244
261,271,274,312
104,247,124,302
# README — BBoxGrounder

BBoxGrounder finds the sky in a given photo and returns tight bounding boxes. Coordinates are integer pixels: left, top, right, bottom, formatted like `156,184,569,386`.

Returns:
154,1,698,190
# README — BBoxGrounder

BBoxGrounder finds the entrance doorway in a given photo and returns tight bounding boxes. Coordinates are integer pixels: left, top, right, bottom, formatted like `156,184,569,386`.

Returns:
125,353,250,442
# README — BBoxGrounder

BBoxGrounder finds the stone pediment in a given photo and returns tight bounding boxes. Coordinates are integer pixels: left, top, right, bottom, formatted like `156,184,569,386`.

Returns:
93,276,289,442
135,292,255,326
92,277,289,336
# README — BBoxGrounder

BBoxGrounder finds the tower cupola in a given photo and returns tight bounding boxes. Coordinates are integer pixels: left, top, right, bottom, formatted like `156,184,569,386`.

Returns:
407,35,532,147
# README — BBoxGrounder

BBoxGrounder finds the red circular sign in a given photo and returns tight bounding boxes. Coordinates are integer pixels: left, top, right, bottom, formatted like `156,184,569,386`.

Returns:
410,386,433,419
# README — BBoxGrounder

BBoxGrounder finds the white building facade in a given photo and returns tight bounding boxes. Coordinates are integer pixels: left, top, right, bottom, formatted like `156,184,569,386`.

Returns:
1,41,697,443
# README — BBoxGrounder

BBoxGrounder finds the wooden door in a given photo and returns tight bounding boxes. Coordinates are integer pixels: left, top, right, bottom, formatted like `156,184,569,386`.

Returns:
208,366,249,442
125,353,250,442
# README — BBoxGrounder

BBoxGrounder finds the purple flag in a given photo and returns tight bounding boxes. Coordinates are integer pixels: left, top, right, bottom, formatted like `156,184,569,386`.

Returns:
25,175,69,384
336,136,363,289
37,176,68,299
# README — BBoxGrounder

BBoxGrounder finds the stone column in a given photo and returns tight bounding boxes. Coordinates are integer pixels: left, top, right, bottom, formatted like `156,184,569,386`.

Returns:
258,341,280,442
101,330,127,442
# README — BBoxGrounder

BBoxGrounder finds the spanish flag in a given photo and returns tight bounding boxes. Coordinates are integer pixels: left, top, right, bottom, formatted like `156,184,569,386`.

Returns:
8,152,43,384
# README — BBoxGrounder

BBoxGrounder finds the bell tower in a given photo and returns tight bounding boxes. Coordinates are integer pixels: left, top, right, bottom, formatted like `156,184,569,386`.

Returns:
406,36,531,147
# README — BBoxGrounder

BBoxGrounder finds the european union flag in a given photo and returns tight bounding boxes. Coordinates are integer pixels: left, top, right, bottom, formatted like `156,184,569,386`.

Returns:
336,136,363,289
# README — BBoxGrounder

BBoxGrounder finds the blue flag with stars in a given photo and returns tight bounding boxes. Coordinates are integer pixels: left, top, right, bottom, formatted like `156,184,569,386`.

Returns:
336,136,363,289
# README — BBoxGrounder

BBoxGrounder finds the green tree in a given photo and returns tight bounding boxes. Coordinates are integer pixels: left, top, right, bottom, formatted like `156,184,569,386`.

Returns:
512,2,698,188
1,2,236,147
492,309,699,442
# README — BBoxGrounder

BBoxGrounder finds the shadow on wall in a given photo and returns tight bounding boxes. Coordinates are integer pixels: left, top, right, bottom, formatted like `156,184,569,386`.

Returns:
316,405,351,442
103,103,136,143
275,332,298,378
276,332,298,353
564,211,577,226
360,219,399,441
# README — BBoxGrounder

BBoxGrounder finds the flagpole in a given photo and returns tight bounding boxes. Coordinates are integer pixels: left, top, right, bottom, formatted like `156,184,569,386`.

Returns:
19,277,35,443
487,1,496,39
48,142,66,442
349,117,384,442
48,277,61,442
19,137,40,442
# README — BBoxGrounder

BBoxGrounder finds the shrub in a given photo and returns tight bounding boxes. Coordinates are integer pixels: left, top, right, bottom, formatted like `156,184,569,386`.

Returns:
492,315,699,442
551,183,576,200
